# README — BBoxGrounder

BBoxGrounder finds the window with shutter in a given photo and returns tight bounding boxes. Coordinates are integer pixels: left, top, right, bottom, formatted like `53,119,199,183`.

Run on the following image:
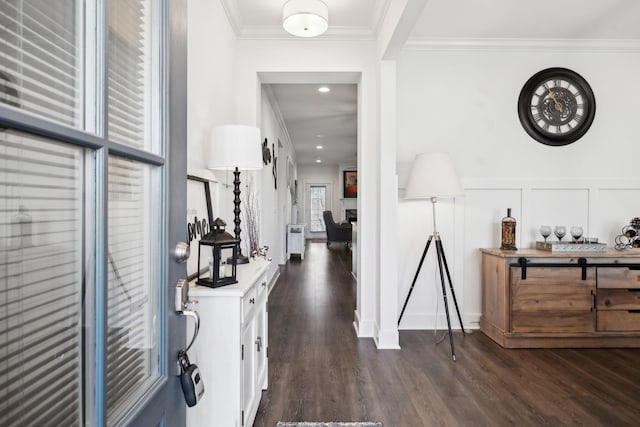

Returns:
0,0,82,128
0,130,86,426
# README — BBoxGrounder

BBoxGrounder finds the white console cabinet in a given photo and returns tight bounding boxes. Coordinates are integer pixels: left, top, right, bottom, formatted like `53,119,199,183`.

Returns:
187,259,270,427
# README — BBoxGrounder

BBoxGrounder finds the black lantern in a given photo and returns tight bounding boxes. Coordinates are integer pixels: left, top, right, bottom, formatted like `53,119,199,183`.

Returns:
197,218,239,288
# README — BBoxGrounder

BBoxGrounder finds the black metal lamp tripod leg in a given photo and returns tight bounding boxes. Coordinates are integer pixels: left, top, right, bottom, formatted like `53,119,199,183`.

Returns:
436,238,466,335
398,233,465,361
398,235,433,326
435,237,458,360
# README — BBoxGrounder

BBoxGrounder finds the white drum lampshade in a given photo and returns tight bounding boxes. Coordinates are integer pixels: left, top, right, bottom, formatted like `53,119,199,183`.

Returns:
282,0,329,38
404,153,463,200
208,125,262,171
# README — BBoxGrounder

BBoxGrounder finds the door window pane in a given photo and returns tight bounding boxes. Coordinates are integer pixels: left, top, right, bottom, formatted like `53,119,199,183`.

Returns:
309,186,326,232
107,155,159,423
0,130,86,426
0,0,83,128
107,0,157,152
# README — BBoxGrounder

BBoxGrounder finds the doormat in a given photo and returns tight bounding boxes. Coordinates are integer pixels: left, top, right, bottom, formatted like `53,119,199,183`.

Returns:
277,423,383,427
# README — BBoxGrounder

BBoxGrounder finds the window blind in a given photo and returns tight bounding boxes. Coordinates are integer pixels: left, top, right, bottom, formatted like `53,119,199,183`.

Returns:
107,0,149,149
0,0,81,128
0,131,84,427
106,155,159,424
105,0,159,422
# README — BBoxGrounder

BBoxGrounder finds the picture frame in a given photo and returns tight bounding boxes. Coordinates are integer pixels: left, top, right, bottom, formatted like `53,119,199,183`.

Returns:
186,174,214,281
343,170,357,199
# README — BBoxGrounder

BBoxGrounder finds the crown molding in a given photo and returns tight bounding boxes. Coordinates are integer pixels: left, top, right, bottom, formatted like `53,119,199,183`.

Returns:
219,0,242,35
404,37,640,53
372,0,393,39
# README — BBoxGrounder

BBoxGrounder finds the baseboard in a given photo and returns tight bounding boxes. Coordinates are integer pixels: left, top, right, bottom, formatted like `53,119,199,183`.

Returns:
267,268,281,296
398,313,481,330
374,325,400,349
353,310,375,337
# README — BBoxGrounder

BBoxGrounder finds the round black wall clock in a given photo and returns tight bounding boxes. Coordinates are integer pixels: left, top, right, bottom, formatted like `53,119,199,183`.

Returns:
517,67,596,146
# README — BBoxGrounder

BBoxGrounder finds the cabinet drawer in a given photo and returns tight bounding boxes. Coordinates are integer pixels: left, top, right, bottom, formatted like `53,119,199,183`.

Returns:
597,310,640,331
511,311,596,333
598,289,640,310
597,267,640,289
242,285,257,323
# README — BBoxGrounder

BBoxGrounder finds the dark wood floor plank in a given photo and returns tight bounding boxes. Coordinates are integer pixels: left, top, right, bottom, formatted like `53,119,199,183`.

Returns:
254,242,640,427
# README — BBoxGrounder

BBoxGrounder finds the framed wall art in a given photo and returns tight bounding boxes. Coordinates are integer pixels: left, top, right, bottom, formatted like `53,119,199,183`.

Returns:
343,170,357,199
186,174,214,280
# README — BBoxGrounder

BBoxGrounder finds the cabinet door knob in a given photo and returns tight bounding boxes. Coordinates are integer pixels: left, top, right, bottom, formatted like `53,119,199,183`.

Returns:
604,299,611,307
262,282,266,288
250,298,255,304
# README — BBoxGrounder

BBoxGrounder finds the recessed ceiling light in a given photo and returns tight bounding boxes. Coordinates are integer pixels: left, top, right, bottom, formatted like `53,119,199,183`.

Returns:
316,145,323,149
315,159,322,163
318,86,330,93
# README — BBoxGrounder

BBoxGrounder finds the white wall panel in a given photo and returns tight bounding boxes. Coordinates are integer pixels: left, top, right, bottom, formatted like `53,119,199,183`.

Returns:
528,188,589,244
461,189,522,327
596,188,640,245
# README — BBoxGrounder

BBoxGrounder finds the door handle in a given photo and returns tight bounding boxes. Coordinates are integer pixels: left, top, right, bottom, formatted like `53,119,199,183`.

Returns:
174,241,190,263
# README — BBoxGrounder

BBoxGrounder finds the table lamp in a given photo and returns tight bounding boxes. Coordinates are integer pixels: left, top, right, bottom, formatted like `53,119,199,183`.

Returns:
208,125,262,264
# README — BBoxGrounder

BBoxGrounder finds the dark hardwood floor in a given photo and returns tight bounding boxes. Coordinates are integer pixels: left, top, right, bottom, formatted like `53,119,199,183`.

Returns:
254,241,640,427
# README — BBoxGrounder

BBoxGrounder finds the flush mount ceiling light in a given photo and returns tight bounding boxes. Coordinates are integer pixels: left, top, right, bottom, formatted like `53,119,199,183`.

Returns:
316,145,323,149
317,86,330,93
282,0,329,38
315,159,322,163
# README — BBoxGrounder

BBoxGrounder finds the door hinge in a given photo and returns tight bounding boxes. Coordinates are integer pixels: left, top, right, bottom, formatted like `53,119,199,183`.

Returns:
242,410,244,426
266,301,269,313
241,344,244,360
266,345,269,358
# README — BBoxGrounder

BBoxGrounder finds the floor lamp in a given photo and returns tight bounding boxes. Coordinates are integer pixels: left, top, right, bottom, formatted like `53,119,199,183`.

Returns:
209,125,263,264
398,152,466,360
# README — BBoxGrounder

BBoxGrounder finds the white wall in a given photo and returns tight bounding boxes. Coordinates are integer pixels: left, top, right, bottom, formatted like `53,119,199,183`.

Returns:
187,0,238,236
260,87,297,276
396,43,640,330
187,0,237,172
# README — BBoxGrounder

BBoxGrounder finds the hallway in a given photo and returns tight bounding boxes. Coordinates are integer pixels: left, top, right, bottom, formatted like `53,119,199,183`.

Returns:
254,242,640,427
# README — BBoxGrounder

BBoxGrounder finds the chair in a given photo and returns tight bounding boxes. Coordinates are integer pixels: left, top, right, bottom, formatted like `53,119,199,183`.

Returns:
322,210,352,247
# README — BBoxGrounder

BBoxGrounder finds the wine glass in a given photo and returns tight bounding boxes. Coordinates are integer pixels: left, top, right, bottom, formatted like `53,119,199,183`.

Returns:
554,226,566,241
539,225,552,242
570,226,583,243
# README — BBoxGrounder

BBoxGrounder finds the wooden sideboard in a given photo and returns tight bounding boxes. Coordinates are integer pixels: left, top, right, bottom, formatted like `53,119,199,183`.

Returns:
187,259,270,427
480,248,640,348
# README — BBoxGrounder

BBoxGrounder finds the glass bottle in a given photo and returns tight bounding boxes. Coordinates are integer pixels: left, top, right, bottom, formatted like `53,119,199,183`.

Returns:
500,208,517,250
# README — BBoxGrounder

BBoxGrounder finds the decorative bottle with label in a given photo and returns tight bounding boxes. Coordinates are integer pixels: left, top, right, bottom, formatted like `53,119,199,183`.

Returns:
500,208,517,250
